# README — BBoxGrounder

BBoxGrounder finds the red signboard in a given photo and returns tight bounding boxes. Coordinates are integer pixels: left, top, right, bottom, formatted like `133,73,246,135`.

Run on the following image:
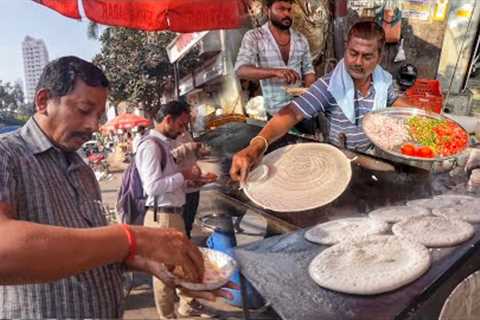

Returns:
166,32,208,62
32,0,80,19
176,34,196,51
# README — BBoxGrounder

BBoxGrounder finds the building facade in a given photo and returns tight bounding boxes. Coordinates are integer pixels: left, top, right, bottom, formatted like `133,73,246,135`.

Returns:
22,36,49,104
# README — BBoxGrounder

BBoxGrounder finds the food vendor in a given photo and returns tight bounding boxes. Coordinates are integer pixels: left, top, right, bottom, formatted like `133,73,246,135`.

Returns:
234,0,317,134
230,21,409,182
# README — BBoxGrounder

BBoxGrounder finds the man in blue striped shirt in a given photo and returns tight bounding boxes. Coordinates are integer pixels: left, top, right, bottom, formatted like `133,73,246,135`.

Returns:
230,21,409,182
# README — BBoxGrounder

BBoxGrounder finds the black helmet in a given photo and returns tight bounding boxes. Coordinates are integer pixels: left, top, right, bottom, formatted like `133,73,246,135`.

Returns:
398,64,417,91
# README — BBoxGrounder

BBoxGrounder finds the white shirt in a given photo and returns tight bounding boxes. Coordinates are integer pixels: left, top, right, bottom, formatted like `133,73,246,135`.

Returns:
171,132,200,193
132,133,143,154
135,130,185,207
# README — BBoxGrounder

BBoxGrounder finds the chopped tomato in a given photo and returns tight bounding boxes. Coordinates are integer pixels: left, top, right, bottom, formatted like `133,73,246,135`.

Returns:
400,144,416,156
408,116,468,157
416,146,434,158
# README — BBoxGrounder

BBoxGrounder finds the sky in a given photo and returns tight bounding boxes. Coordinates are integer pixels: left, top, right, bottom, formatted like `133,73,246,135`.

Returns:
0,0,102,86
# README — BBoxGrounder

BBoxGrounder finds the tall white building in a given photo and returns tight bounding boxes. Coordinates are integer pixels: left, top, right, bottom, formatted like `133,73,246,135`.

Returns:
22,36,49,104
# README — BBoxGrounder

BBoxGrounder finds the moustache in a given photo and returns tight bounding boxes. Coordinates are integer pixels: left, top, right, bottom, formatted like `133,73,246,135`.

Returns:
71,132,93,142
351,66,365,73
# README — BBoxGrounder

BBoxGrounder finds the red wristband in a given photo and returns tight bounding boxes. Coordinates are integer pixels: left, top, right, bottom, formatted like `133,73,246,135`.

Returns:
121,224,136,261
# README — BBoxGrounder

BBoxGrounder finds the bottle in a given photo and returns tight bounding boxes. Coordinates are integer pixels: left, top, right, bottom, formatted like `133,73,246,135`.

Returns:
433,0,449,22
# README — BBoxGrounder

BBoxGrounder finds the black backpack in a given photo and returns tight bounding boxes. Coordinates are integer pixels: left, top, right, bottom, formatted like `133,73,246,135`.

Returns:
116,135,168,225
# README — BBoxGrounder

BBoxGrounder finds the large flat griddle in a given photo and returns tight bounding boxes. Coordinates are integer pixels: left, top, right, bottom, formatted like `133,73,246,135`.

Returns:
199,122,480,319
197,122,454,230
234,225,480,320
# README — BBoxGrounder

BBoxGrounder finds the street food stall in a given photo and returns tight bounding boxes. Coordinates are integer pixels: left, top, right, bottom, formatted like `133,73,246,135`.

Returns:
33,2,480,320
196,105,480,319
189,9,480,319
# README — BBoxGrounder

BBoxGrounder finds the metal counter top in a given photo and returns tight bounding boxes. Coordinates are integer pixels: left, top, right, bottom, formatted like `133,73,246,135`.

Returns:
198,121,473,230
234,225,480,320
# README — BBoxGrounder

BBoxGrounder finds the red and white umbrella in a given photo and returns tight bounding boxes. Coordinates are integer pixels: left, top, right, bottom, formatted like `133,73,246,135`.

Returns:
104,112,152,130
32,0,249,32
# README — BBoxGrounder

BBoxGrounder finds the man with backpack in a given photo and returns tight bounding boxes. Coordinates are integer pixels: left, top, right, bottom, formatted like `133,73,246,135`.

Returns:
135,100,209,319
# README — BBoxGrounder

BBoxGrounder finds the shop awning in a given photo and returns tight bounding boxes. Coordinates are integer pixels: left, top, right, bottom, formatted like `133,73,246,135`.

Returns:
33,0,81,19
33,0,249,32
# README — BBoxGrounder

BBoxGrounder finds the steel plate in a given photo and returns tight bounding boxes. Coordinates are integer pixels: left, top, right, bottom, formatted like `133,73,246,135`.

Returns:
362,108,470,162
172,248,237,291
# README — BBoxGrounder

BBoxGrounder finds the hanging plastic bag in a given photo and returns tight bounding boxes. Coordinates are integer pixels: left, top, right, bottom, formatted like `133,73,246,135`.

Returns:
394,38,406,62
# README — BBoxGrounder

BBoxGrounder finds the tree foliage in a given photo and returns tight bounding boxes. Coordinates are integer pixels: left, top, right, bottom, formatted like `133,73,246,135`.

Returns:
0,81,24,111
0,81,30,125
93,28,200,116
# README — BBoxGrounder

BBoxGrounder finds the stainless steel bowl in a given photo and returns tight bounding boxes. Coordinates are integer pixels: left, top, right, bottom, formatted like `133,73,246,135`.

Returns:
362,108,470,163
173,248,237,291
